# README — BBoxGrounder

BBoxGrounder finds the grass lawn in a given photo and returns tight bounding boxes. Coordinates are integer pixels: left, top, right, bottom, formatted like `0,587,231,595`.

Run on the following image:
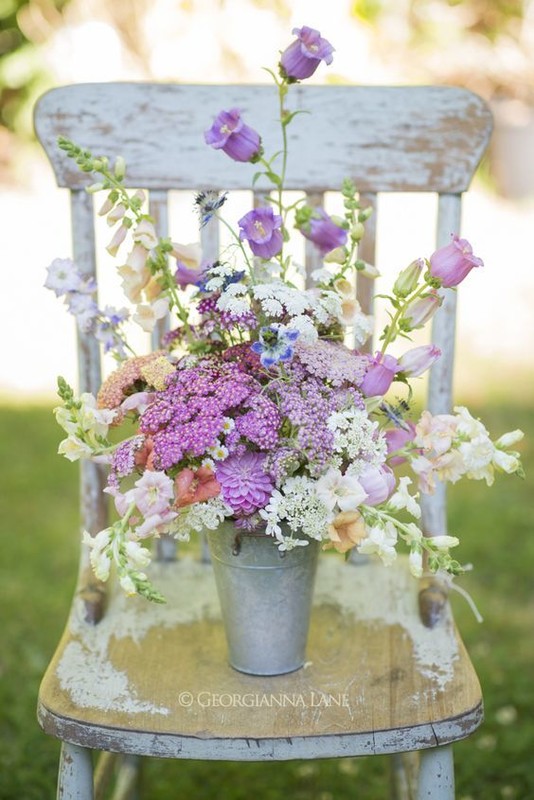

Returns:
0,401,532,799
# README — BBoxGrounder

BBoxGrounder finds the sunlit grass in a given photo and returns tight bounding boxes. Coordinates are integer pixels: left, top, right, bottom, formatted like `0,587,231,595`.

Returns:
0,402,532,799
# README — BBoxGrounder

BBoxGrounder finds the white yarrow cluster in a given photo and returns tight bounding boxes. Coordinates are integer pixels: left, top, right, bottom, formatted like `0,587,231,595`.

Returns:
175,498,233,540
327,407,387,471
259,476,332,550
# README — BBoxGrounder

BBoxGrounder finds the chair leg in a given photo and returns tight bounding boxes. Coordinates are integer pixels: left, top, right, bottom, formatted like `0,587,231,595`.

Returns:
416,744,454,800
57,742,94,800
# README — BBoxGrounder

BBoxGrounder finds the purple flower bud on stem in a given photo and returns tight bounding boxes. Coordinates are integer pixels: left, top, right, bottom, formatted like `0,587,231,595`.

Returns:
403,290,442,330
204,108,262,163
398,344,441,378
279,26,334,81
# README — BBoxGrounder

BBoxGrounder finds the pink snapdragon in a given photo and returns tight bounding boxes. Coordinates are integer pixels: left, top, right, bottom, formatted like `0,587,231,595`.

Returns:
429,234,483,288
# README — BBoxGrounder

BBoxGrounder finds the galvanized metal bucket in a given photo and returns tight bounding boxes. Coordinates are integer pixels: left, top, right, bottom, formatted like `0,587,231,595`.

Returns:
207,523,319,676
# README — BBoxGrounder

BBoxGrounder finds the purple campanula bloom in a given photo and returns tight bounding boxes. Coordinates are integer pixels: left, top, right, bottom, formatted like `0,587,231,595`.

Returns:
238,207,284,259
299,209,347,256
429,234,483,288
360,353,399,398
204,108,262,163
280,26,334,81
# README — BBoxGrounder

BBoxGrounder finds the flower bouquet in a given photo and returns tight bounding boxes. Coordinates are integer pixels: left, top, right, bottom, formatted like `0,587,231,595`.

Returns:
47,27,523,673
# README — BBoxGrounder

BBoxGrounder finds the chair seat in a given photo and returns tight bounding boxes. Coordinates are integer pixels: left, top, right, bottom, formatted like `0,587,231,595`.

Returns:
38,556,482,761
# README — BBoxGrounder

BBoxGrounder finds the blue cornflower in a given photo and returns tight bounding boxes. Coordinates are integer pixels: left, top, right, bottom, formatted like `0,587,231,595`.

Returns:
251,325,300,368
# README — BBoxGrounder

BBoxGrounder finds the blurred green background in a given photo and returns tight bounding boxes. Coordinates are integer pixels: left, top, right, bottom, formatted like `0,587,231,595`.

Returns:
1,1,533,797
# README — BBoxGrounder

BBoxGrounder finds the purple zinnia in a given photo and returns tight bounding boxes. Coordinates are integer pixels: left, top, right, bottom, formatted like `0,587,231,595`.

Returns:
299,209,347,256
238,207,284,259
204,108,262,163
216,452,274,515
279,26,334,81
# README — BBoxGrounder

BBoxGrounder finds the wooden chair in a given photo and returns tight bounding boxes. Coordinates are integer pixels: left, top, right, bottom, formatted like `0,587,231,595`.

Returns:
34,83,493,799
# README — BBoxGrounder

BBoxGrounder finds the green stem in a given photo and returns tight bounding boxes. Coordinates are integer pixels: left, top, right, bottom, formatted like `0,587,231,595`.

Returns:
379,284,428,355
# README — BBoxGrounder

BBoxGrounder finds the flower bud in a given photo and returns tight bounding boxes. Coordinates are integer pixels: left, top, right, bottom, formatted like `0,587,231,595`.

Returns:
350,221,365,241
403,290,442,330
398,344,441,378
393,258,424,298
114,156,126,180
106,224,128,257
495,429,524,448
324,246,347,265
356,260,380,279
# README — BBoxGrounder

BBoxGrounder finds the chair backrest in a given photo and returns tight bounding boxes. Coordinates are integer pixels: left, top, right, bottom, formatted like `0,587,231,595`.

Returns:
34,83,493,587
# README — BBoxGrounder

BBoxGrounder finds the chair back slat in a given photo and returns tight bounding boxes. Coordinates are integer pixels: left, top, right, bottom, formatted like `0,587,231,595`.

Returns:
149,190,171,350
355,192,378,352
34,84,492,193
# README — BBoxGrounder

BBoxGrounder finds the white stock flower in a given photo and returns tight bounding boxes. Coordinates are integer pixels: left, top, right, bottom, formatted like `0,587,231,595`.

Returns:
119,573,137,595
495,430,524,448
83,529,112,581
124,540,152,569
388,476,421,519
428,535,460,550
316,468,367,512
454,406,489,438
54,405,77,434
458,435,495,485
58,435,93,462
357,522,398,566
492,449,521,474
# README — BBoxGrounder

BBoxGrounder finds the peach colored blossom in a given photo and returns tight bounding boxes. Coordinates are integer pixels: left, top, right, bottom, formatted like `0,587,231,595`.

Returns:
174,467,221,507
325,510,367,554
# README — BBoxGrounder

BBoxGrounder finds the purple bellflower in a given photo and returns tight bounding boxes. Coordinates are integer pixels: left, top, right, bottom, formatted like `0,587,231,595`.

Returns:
238,207,284,259
204,108,262,163
299,208,347,256
279,26,334,81
429,234,483,288
360,353,399,398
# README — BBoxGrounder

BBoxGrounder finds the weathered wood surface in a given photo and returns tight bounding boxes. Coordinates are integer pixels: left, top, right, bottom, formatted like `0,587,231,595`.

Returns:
38,557,482,761
34,84,492,193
